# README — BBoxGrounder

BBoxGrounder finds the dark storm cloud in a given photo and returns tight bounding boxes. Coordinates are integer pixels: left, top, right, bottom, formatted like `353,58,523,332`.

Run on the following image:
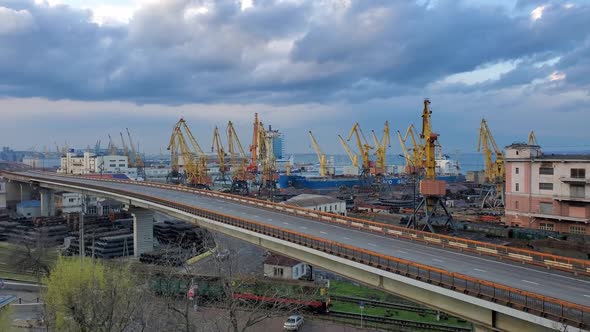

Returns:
0,0,588,104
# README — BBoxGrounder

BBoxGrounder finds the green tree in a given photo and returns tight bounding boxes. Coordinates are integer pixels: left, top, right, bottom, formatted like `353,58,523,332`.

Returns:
43,257,140,332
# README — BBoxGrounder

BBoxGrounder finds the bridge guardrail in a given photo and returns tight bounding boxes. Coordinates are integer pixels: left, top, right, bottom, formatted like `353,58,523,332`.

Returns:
46,173,590,278
2,171,589,328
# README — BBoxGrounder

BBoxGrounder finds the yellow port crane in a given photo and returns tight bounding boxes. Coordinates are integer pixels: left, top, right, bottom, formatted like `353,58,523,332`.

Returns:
338,135,359,168
407,99,455,233
477,118,505,208
347,123,373,174
126,128,145,178
477,118,505,183
371,121,391,172
107,135,117,155
247,113,259,174
227,121,250,194
120,132,133,167
528,130,538,145
397,124,423,172
167,118,211,189
211,126,228,182
309,130,328,177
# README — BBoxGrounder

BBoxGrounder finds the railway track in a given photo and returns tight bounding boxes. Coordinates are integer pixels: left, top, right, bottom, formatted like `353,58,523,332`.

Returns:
330,294,438,315
328,310,471,332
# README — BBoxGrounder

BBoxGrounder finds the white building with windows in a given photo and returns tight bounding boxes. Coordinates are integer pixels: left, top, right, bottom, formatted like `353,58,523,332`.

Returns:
263,253,310,280
282,194,347,215
59,152,128,175
0,178,6,211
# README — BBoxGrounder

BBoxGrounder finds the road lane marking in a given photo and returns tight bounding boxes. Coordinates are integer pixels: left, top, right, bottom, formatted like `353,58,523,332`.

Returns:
397,250,408,254
283,222,289,225
584,295,590,298
521,280,539,286
368,243,377,247
432,258,444,263
300,226,307,230
320,231,328,235
474,268,487,273
343,237,350,240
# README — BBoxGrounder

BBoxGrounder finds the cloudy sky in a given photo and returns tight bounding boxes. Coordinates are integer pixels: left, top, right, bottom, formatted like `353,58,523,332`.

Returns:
0,0,588,156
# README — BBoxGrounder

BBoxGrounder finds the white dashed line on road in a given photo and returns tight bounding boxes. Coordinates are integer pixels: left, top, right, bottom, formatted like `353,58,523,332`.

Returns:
397,250,408,254
283,222,289,225
300,226,307,230
521,280,539,286
320,231,328,235
368,243,377,247
474,268,487,273
432,258,444,263
343,237,350,240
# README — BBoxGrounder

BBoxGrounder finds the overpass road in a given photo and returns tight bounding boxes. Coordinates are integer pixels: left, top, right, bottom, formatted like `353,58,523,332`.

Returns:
7,172,590,309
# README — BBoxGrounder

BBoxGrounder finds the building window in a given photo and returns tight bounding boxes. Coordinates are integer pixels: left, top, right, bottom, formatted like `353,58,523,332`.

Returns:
539,223,554,231
570,225,586,234
539,202,553,215
119,164,125,167
109,164,116,167
273,267,284,277
515,183,519,192
571,168,586,179
68,198,75,203
539,167,554,175
515,201,519,210
539,183,553,190
515,167,519,174
571,184,585,198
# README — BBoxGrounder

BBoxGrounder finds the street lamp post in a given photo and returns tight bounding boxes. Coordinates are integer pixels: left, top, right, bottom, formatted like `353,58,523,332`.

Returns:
399,154,417,226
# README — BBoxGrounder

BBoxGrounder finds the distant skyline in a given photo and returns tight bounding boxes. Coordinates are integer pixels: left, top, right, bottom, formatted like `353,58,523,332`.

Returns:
1,0,589,155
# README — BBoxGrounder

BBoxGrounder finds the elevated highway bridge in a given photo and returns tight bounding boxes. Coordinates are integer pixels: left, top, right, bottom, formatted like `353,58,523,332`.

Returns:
2,171,589,331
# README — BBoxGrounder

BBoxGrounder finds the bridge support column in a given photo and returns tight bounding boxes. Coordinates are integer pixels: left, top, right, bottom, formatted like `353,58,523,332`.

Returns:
5,182,33,209
40,189,55,217
129,207,154,258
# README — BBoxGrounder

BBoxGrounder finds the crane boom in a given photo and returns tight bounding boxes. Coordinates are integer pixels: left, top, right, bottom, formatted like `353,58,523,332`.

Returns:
528,130,538,145
126,128,144,169
211,126,227,177
338,135,359,168
372,121,391,171
309,130,327,177
248,113,259,173
347,123,373,170
120,132,133,167
478,118,505,183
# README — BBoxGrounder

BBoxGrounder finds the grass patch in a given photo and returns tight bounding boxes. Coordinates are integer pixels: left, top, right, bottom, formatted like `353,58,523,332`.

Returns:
329,280,402,302
0,241,59,283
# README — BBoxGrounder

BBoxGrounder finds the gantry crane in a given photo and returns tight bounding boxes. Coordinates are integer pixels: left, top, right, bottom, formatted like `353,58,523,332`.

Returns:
127,128,145,179
371,121,391,174
397,124,423,173
347,123,373,178
406,99,455,233
309,130,329,177
528,130,538,145
338,135,359,168
247,113,259,174
477,118,505,208
227,120,251,195
211,126,229,183
167,118,211,189
257,119,278,196
120,132,133,168
107,135,118,155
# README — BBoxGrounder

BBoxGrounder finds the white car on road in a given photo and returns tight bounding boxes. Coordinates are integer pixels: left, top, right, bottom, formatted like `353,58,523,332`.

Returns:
283,315,304,330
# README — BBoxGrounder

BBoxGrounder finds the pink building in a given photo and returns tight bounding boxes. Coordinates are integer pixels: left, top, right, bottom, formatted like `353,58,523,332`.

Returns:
505,143,589,234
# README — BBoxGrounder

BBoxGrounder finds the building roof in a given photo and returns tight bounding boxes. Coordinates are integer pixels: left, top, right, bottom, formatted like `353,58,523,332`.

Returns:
263,253,301,267
536,153,590,161
282,194,342,208
17,200,40,208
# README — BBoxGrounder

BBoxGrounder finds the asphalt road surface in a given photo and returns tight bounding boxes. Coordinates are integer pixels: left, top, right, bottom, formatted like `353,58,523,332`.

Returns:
15,172,590,307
